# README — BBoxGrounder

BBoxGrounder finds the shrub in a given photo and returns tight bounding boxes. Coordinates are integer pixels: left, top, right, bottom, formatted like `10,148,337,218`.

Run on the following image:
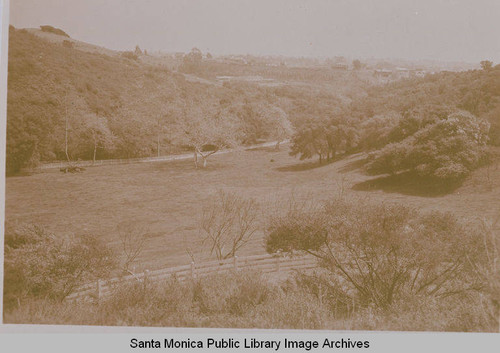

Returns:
121,51,138,61
40,25,70,37
62,40,74,49
250,286,332,329
192,271,269,316
4,225,114,311
97,278,194,326
266,198,488,309
366,111,490,181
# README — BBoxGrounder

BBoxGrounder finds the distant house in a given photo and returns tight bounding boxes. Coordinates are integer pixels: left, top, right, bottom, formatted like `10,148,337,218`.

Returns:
396,67,410,79
332,63,349,70
414,70,426,78
374,69,392,77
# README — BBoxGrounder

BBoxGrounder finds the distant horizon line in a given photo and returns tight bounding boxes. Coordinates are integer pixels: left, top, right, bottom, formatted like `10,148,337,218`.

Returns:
15,24,486,68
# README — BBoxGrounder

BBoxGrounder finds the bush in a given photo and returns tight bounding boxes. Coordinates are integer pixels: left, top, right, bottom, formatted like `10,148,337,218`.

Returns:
40,25,70,37
266,197,488,308
62,40,74,49
4,225,114,311
121,51,138,61
192,271,269,317
97,278,194,326
366,111,490,181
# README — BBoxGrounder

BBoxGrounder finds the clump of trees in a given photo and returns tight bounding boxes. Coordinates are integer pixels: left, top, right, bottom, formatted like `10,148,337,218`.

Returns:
289,118,358,163
366,111,490,181
480,60,493,71
180,47,203,73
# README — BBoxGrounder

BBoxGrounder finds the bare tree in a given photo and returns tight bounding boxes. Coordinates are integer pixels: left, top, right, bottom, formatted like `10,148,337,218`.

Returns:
83,113,115,163
177,103,240,168
117,222,149,274
56,88,87,164
200,190,259,260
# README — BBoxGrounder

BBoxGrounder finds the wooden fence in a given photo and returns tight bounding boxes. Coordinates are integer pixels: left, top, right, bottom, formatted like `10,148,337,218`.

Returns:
65,253,317,302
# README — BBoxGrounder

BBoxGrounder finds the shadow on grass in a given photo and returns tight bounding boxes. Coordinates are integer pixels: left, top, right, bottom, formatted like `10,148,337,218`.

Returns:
338,157,369,173
276,159,335,172
247,146,279,152
352,172,464,197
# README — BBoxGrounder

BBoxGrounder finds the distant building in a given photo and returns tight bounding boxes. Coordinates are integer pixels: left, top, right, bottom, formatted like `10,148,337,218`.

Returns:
332,63,349,70
374,69,392,77
414,70,426,78
396,67,410,79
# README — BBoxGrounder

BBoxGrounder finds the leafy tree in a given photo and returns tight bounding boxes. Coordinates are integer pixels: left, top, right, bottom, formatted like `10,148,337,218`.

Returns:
359,112,401,150
181,47,203,73
118,89,178,157
289,120,330,163
255,104,294,149
352,59,362,70
480,60,493,71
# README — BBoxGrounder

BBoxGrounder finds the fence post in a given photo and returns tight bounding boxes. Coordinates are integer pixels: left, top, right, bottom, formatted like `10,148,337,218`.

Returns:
191,262,196,278
96,279,103,301
233,256,238,270
276,254,281,273
143,269,149,290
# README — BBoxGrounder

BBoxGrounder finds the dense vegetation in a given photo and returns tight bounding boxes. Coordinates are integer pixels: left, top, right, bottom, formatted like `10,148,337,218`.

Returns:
40,25,70,38
6,29,301,173
4,224,113,310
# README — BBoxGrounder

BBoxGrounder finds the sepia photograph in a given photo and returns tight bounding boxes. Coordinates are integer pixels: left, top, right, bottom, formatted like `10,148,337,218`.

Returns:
1,0,499,337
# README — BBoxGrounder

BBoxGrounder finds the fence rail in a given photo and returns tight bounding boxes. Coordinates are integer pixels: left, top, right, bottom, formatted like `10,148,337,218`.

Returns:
65,253,317,302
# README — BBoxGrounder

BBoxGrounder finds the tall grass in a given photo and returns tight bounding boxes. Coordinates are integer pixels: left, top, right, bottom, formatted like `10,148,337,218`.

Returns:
4,268,498,331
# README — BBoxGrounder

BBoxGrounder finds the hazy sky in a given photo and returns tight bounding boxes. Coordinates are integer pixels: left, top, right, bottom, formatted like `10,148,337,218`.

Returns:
9,0,500,63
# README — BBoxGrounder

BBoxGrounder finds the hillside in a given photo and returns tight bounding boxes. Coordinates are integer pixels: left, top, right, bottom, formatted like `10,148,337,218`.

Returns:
6,26,500,176
351,67,500,144
7,27,363,174
6,28,283,173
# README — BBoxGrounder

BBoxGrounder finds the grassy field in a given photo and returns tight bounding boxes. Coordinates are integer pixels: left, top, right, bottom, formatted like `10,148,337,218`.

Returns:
6,145,500,273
